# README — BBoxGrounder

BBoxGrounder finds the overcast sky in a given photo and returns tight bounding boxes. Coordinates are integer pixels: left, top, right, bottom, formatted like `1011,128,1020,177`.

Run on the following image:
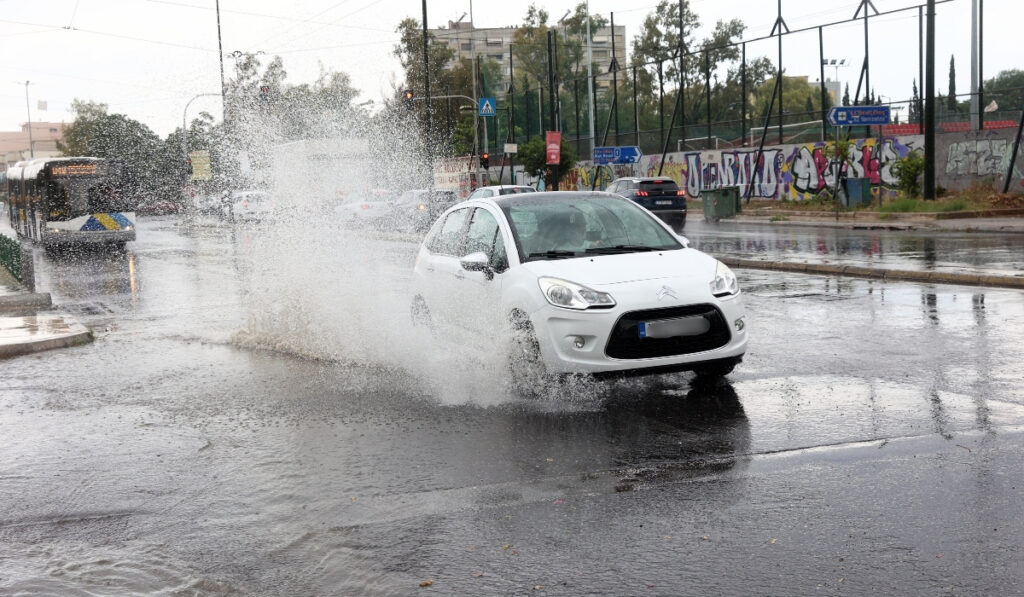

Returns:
0,0,1017,138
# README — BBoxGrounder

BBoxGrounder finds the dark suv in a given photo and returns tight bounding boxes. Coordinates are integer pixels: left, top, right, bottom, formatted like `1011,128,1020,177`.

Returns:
605,177,687,229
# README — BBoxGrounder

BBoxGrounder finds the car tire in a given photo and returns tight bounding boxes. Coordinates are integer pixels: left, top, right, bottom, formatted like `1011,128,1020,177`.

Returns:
508,315,548,397
410,295,433,330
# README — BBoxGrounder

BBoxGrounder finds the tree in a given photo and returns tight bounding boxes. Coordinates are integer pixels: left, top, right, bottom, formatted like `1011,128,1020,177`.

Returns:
947,55,958,112
983,69,1024,115
58,99,177,201
748,76,827,123
909,78,921,123
842,83,851,106
517,136,577,188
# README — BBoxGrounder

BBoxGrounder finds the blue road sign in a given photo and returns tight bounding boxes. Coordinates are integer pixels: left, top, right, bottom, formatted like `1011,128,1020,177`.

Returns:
593,146,643,165
827,106,891,126
478,97,496,117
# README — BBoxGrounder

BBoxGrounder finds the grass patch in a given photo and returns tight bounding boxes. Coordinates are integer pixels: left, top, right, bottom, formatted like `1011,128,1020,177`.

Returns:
878,197,972,214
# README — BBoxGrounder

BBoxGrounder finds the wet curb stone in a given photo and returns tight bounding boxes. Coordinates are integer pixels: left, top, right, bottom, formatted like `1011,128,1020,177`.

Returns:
719,257,1024,290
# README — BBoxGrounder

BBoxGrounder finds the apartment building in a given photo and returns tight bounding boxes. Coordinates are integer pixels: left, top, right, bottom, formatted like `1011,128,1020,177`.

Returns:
430,20,627,93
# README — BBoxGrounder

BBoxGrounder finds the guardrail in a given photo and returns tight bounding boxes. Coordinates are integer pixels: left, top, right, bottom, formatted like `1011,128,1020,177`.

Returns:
0,232,22,283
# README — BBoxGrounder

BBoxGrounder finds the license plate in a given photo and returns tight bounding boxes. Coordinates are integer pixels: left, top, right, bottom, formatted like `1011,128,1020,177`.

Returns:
655,200,673,205
638,316,710,339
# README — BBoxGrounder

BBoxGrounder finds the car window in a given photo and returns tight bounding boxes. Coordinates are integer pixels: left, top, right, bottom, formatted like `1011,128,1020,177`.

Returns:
463,208,508,271
427,207,470,255
503,196,680,260
638,179,680,192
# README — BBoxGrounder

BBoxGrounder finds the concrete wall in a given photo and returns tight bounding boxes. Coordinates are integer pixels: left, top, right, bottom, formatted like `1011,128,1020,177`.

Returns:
936,128,1023,193
562,129,1024,199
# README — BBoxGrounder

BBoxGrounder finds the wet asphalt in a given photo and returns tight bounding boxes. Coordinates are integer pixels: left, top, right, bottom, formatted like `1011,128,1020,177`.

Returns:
0,215,1022,596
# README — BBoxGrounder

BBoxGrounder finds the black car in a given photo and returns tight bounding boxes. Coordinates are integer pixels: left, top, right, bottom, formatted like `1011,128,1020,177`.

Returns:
605,177,687,229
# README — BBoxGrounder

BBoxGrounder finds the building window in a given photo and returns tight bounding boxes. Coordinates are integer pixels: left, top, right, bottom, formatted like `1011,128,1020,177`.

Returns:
461,42,471,51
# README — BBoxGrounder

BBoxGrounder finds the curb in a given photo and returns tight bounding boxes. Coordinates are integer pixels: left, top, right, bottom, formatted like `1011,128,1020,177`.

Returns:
0,313,95,359
0,292,52,312
719,257,1024,290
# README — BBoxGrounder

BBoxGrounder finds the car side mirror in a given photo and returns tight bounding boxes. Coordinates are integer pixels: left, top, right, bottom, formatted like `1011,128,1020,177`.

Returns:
676,234,690,248
460,251,491,271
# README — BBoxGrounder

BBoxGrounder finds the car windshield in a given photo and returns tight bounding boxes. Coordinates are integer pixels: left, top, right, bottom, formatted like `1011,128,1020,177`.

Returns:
500,194,681,261
497,187,536,195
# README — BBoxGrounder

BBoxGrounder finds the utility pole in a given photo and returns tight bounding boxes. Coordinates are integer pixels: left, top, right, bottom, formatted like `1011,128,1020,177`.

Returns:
924,0,936,199
23,81,34,158
585,0,595,157
215,0,226,116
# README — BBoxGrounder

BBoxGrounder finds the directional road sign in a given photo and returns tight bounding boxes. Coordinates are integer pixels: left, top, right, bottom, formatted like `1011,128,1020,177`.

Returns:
593,146,644,165
478,97,496,117
827,106,891,126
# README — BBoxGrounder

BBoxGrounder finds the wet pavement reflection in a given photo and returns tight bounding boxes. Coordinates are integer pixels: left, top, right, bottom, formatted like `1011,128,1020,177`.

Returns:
688,219,1024,278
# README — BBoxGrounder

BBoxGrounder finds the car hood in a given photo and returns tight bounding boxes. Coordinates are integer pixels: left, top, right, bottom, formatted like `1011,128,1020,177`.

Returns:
519,248,717,287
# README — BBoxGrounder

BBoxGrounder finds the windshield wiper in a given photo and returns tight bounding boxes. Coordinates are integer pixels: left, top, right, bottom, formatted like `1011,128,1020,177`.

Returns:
584,244,661,254
528,250,579,259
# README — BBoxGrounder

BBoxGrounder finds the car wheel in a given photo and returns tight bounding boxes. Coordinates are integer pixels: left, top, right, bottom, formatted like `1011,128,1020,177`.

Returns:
692,361,736,379
508,315,549,397
410,295,433,329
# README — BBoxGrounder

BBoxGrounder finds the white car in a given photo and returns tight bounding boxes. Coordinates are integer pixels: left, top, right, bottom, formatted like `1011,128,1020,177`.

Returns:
466,185,537,199
229,190,273,222
411,191,747,391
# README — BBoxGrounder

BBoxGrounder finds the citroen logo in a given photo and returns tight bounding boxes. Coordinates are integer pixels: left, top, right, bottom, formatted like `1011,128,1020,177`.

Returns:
656,285,678,301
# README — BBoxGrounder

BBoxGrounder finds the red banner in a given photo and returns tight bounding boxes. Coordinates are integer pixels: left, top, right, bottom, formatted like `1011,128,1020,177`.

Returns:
545,131,561,165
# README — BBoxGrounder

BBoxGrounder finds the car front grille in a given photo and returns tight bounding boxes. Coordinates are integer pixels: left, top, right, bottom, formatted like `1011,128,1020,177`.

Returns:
605,304,731,359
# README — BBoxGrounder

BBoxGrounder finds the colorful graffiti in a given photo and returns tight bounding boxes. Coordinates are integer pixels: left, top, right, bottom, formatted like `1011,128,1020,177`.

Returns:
561,135,924,201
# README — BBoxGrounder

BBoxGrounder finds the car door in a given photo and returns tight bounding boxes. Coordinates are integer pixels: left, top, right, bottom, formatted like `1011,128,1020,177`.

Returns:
419,206,472,324
452,206,509,333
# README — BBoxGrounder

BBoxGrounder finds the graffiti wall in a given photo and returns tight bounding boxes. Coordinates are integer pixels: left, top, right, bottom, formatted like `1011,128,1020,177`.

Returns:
936,128,1023,192
562,135,925,200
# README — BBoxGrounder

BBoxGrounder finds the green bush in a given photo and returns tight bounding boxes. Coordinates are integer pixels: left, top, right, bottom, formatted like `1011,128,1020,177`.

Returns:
891,151,925,198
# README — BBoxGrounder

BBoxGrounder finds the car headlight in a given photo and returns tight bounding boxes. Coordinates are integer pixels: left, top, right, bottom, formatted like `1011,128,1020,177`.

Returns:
710,261,739,297
538,277,615,310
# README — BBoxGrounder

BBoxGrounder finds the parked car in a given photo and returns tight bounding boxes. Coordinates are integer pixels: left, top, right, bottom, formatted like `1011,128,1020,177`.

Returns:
334,189,396,229
136,198,181,216
394,189,460,232
605,177,687,229
410,191,747,394
467,185,538,199
228,190,273,222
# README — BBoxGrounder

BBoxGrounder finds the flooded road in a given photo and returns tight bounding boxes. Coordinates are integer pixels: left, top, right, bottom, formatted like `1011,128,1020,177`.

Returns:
2,215,1023,595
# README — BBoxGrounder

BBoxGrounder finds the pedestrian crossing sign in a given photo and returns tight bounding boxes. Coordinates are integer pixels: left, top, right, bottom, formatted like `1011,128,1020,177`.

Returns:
478,97,496,117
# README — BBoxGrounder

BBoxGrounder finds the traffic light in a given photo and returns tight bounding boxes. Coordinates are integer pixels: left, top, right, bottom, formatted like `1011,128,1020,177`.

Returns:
403,89,414,110
480,152,490,170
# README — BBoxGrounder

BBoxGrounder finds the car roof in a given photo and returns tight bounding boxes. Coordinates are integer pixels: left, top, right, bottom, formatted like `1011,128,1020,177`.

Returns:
493,191,622,208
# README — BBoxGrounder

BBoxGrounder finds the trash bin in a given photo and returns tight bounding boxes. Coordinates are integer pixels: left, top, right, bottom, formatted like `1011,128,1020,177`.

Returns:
843,178,873,207
720,185,742,214
701,188,738,222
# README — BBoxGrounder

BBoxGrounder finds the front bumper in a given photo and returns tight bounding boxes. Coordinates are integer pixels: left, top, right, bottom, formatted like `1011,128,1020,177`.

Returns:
530,293,747,375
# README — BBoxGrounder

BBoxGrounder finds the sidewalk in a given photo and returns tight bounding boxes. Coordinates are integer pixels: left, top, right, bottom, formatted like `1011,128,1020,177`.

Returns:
0,251,93,359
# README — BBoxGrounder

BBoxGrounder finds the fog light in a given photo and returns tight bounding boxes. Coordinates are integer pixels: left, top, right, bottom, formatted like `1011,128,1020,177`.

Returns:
734,317,745,331
572,335,585,349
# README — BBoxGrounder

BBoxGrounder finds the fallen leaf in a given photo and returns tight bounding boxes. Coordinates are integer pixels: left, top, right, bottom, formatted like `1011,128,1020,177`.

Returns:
545,458,554,462
701,536,709,541
502,544,513,551
552,499,565,505
771,538,777,544
532,585,543,591
473,573,484,578
419,580,433,587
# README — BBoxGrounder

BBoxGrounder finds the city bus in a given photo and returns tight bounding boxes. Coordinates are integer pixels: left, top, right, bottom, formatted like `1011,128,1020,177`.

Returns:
5,157,136,247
